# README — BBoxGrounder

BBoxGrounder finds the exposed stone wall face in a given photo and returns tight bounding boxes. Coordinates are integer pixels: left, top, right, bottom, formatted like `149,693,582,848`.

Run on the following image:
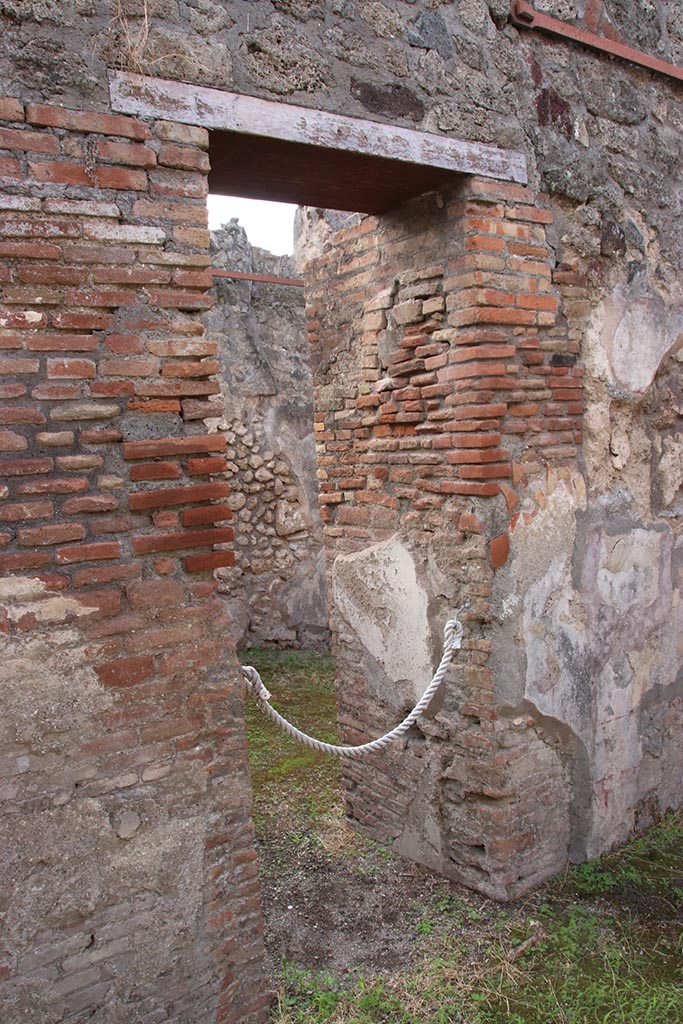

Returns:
0,102,266,1022
206,223,328,648
0,0,682,1017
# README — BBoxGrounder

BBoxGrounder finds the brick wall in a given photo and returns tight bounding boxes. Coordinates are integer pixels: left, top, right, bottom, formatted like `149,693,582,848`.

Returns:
0,100,267,1022
306,177,584,899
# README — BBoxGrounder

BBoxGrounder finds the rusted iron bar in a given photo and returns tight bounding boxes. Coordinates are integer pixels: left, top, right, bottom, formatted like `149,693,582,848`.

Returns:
510,0,683,84
211,269,305,287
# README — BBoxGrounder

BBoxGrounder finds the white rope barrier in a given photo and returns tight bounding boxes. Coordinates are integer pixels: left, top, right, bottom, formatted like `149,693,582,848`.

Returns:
242,608,466,759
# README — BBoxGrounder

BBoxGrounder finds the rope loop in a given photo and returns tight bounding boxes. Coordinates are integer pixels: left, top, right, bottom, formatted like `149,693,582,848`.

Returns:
242,605,468,760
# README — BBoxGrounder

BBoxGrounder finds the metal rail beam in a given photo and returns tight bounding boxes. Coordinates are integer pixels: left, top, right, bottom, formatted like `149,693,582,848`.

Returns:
211,269,305,287
510,0,683,84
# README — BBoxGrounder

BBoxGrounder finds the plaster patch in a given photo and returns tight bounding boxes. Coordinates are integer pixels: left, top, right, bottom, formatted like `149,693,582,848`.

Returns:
588,287,683,394
0,575,94,623
332,535,431,702
596,530,662,611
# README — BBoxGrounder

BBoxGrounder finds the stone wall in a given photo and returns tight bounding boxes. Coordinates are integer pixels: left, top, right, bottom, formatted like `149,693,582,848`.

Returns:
206,221,328,648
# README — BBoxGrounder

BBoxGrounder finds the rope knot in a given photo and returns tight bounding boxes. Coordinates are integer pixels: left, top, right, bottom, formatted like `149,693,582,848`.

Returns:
242,665,271,702
444,603,468,650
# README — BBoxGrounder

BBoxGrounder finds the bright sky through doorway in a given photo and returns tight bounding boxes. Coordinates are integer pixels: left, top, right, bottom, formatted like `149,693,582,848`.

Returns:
207,195,297,255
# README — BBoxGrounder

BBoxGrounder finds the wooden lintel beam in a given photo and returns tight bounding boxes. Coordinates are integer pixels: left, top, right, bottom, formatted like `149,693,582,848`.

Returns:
511,0,683,84
108,71,528,185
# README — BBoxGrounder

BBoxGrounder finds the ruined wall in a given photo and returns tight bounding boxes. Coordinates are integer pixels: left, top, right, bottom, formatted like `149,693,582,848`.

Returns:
206,221,328,648
307,165,681,897
306,179,583,898
0,102,266,1022
0,0,682,1017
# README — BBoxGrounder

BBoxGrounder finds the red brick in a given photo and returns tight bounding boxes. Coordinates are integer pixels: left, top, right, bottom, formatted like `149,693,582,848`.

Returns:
96,139,156,167
187,457,227,475
25,333,99,351
0,500,53,522
90,382,136,398
47,358,96,379
135,380,219,398
0,126,58,153
458,512,484,533
500,482,519,512
158,143,210,172
450,432,501,448
505,205,553,224
0,551,51,571
0,157,20,177
131,526,233,554
29,161,147,190
0,310,48,329
180,505,232,526
79,428,122,444
73,563,141,588
32,383,81,399
0,218,79,240
0,357,39,374
101,358,159,376
441,360,508,382
146,289,212,311
152,510,179,529
132,198,207,224
53,313,118,331
92,267,170,285
56,541,121,564
18,523,85,546
438,481,500,496
25,105,152,140
89,515,133,535
127,578,185,611
184,551,235,572
123,434,226,460
161,360,218,378
16,267,85,289
1,457,52,475
64,288,137,308
451,345,515,363
129,482,230,511
446,448,509,465
173,269,214,288
0,97,24,121
517,293,559,311
459,463,512,480
17,477,88,495
62,495,119,514
128,399,181,413
464,234,506,253
0,430,28,452
130,462,183,482
95,655,155,688
489,533,510,569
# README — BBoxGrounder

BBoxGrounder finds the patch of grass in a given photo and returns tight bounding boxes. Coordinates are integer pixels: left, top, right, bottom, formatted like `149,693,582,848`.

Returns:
246,646,683,1024
559,814,683,915
275,892,683,1024
242,646,342,834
